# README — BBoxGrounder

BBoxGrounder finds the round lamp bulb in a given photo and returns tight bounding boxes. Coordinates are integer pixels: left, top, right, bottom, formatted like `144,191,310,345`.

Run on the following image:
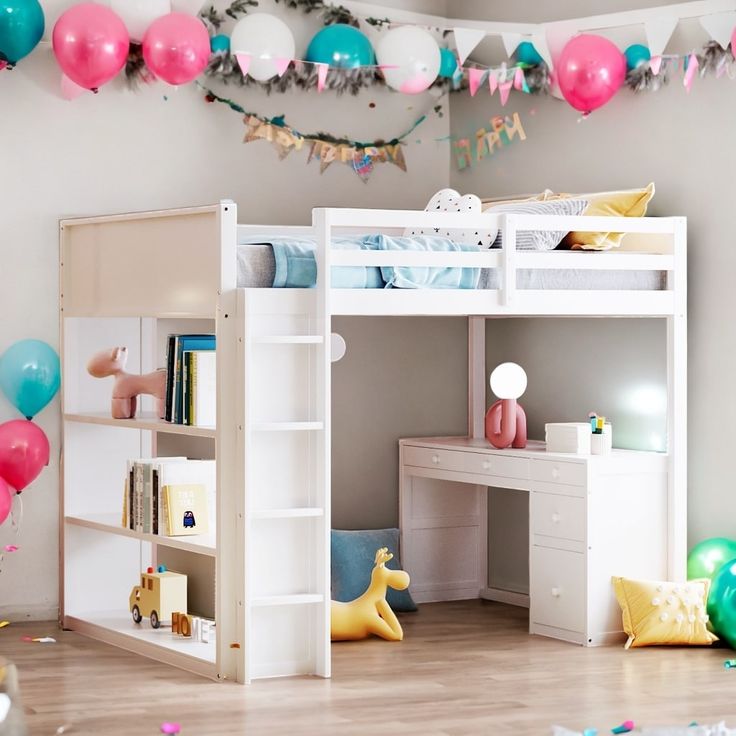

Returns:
489,362,527,399
331,333,346,363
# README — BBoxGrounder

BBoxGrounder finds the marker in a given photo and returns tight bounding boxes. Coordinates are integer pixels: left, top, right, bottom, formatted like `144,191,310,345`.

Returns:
724,659,736,668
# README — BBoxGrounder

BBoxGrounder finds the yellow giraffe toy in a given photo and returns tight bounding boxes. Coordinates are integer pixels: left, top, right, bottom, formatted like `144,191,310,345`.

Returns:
331,547,411,642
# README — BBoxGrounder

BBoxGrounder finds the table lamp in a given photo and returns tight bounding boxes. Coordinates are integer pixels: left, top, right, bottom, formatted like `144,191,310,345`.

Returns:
485,362,527,449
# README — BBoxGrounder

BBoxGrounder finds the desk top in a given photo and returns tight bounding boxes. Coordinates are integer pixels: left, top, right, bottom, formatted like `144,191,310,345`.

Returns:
400,436,667,463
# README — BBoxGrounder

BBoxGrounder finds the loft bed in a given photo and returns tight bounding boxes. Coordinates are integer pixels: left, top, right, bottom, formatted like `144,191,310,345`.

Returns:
59,201,686,684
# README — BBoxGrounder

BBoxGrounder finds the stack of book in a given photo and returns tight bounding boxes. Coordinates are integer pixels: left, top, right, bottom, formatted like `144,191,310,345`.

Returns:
122,458,215,537
165,334,216,427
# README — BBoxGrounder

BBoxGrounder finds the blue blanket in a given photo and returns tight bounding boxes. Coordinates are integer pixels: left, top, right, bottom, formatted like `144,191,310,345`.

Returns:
239,234,481,289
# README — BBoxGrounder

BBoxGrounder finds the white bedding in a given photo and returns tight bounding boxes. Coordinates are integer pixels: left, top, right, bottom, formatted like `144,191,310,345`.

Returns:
236,243,666,291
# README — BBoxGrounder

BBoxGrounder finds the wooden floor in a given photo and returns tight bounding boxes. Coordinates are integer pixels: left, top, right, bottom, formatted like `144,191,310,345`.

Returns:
5,600,736,735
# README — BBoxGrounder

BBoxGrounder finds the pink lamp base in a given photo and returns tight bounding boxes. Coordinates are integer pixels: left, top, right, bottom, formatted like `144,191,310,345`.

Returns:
485,399,527,449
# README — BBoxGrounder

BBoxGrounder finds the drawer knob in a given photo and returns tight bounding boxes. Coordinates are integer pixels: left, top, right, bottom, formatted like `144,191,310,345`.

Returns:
431,455,440,464
551,467,561,479
551,587,561,598
482,460,491,470
551,512,561,524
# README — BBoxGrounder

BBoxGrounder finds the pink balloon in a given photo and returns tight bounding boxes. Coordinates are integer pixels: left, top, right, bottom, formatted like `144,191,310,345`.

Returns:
52,3,130,91
0,478,11,526
557,34,626,114
142,13,210,86
0,420,49,493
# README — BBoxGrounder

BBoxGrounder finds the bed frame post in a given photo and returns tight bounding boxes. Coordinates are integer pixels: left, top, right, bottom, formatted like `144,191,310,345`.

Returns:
312,207,332,678
468,317,486,438
667,217,687,580
500,214,517,308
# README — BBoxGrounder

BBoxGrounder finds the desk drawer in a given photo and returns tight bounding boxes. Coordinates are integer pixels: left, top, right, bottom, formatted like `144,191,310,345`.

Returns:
532,492,586,542
463,452,528,481
531,459,586,487
403,446,465,473
530,546,585,633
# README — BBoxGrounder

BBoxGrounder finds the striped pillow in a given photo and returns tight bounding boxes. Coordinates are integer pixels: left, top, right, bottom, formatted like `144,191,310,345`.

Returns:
485,199,589,251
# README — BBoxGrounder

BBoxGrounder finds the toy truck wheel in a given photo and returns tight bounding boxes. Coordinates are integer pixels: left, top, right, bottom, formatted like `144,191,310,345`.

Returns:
150,610,160,629
132,605,142,624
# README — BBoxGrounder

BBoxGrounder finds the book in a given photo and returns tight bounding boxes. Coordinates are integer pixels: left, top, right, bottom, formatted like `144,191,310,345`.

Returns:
172,335,215,424
183,350,216,427
164,335,177,422
163,483,209,536
154,459,215,537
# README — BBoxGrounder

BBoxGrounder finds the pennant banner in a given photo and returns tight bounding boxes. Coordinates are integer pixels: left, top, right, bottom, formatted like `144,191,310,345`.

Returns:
684,53,699,93
453,27,487,65
645,15,679,57
499,80,513,106
699,11,736,50
235,54,251,77
316,63,328,92
501,32,523,58
274,57,291,77
468,67,485,96
649,55,663,75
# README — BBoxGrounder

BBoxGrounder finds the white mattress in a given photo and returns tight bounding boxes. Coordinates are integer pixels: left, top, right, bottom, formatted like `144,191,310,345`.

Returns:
236,243,665,291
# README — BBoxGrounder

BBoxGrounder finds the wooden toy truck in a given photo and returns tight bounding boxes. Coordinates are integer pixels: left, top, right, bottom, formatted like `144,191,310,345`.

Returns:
129,568,187,629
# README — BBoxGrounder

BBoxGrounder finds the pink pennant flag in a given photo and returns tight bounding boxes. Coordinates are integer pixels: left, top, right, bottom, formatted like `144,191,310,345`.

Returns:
316,63,328,92
236,54,251,77
61,73,86,101
649,55,663,75
513,66,524,91
488,72,498,95
468,67,484,97
683,52,699,92
499,80,512,106
274,57,291,77
293,60,304,73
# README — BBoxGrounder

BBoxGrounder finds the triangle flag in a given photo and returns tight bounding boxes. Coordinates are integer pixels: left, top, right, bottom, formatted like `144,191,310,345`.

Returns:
316,63,329,92
699,11,736,50
468,67,485,96
453,27,487,65
501,32,523,58
684,53,699,93
513,66,524,90
61,74,86,101
274,57,291,77
532,32,554,68
649,55,663,75
499,80,512,106
488,72,498,95
236,54,251,77
645,16,679,57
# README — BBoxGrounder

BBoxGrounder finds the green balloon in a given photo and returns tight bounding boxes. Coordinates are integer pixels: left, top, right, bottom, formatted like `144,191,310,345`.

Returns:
707,557,736,645
687,537,736,581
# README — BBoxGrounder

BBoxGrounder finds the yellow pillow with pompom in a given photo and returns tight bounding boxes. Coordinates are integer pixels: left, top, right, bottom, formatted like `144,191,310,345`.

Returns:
612,576,717,649
565,183,655,250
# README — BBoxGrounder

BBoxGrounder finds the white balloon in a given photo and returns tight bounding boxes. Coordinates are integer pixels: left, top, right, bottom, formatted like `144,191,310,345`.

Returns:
170,0,204,14
230,13,295,82
110,0,171,43
375,26,440,94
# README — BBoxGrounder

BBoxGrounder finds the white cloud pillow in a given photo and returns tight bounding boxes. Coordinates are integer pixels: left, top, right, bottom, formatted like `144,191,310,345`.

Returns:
406,188,499,248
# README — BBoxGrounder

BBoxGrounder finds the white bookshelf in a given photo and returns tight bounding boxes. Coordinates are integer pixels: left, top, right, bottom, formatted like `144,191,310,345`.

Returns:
60,203,332,684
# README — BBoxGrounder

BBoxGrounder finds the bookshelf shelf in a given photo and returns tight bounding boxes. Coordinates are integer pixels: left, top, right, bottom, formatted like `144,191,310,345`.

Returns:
250,508,324,520
251,594,324,607
65,513,217,556
254,336,324,344
64,412,216,438
63,612,217,678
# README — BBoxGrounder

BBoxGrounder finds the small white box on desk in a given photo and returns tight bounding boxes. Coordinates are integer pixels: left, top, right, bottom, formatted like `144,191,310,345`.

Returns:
545,422,591,454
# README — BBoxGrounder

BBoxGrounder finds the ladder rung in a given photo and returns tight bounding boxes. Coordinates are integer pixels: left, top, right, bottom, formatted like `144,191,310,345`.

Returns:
254,335,325,344
251,594,324,607
251,508,324,519
252,422,324,432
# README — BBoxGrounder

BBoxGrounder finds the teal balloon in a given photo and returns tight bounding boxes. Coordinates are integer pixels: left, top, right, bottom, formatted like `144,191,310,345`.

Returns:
438,48,457,78
305,23,374,69
0,340,60,420
210,34,230,54
687,537,736,581
0,0,44,64
707,557,736,645
624,44,651,71
515,41,543,66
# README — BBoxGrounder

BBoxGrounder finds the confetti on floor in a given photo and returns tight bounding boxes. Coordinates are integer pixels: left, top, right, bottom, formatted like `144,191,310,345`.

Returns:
160,722,181,734
21,635,55,643
3,545,18,552
0,621,9,629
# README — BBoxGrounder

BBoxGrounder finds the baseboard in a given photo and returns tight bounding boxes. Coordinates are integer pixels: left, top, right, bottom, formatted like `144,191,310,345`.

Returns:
481,587,530,608
0,604,59,622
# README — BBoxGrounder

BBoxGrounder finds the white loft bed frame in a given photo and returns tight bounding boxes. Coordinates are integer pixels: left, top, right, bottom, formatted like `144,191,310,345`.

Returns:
59,201,686,684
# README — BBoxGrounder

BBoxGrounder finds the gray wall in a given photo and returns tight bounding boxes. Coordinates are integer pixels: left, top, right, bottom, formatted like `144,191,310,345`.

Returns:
452,0,734,592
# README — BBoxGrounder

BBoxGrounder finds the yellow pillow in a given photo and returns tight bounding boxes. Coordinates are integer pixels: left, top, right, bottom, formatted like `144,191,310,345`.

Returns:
565,183,655,250
612,576,717,649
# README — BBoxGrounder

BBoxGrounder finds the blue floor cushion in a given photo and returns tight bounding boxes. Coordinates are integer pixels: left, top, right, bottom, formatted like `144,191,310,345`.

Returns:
331,528,418,612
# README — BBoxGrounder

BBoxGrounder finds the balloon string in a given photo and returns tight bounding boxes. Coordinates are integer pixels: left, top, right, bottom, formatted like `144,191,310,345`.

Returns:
0,493,23,575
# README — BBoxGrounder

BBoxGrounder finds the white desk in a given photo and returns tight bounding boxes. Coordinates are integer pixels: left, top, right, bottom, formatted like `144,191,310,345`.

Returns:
399,437,669,646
